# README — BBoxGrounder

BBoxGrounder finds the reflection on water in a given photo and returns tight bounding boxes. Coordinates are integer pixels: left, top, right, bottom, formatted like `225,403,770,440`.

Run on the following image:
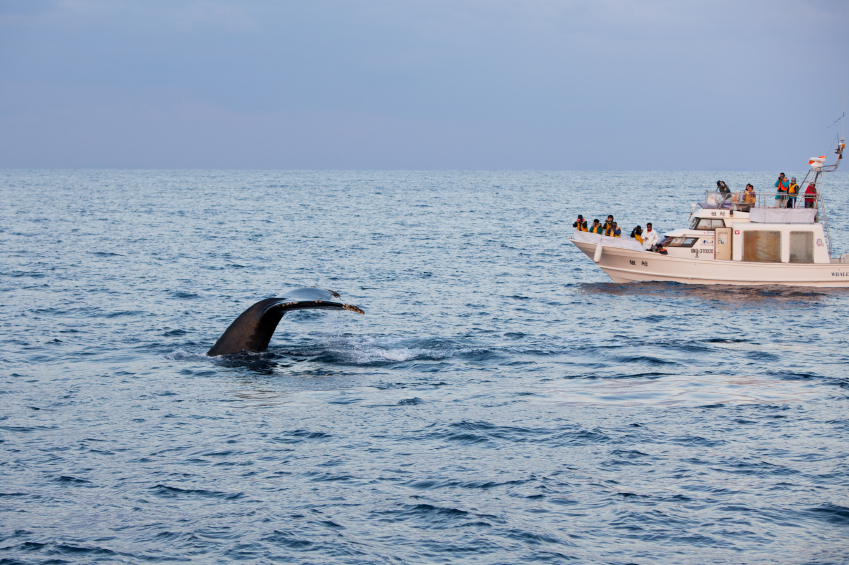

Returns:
577,281,846,309
225,374,828,411
540,374,824,407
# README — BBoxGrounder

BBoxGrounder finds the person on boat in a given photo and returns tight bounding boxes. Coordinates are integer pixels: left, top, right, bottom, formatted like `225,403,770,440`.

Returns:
588,219,604,234
743,184,756,205
573,215,588,231
775,173,789,207
717,180,730,200
655,244,668,255
630,225,643,244
602,215,614,232
605,222,621,237
641,223,659,250
787,177,799,208
804,183,818,209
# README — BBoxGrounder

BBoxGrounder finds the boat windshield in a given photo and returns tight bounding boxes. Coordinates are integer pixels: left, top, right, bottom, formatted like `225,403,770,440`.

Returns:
691,218,725,230
659,236,699,248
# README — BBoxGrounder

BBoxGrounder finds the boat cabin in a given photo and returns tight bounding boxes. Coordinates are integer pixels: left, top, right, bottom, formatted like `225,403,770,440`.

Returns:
658,193,831,264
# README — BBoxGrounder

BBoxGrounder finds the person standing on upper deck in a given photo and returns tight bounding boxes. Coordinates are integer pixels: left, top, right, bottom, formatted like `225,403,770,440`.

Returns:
641,222,659,250
787,177,799,208
775,173,789,207
804,183,818,208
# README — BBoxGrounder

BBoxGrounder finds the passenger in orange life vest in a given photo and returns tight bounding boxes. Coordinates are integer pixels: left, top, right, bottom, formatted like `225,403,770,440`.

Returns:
641,222,659,250
602,215,614,233
775,173,789,207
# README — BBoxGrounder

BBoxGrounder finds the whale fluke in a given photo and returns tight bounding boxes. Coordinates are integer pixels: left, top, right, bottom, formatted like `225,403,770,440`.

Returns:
207,288,364,356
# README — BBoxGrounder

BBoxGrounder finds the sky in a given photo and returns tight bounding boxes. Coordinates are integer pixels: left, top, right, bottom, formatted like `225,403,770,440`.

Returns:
1,0,848,170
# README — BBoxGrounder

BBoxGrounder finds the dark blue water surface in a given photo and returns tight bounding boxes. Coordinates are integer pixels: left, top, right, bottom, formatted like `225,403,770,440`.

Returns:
2,170,849,564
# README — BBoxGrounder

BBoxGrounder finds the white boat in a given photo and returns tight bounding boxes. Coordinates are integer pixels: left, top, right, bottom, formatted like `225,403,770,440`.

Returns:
570,139,849,287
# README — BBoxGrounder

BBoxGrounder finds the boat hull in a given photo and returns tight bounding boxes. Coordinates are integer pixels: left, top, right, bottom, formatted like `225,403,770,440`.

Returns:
570,239,849,287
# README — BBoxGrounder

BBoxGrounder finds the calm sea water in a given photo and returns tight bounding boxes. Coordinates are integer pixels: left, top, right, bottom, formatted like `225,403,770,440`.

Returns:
2,170,848,564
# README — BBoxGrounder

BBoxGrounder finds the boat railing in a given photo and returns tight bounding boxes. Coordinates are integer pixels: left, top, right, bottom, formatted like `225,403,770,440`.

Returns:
819,191,832,256
704,190,820,211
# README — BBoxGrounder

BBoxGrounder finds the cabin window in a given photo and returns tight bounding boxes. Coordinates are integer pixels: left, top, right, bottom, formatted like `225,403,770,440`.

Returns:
658,236,699,248
742,231,781,262
695,218,725,230
789,231,814,263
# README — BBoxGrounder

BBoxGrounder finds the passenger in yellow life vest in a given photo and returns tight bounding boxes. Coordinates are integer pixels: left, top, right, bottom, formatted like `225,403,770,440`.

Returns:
743,183,756,205
787,177,798,208
630,225,643,244
588,219,604,234
572,214,588,231
602,215,614,232
605,222,621,237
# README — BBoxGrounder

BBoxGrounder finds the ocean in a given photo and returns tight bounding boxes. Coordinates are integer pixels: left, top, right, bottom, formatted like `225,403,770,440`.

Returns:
2,170,848,564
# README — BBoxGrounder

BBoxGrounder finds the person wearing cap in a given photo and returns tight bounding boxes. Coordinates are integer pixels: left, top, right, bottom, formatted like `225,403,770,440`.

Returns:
572,215,588,232
588,219,604,234
641,222,659,250
804,182,817,208
787,177,799,208
775,173,789,207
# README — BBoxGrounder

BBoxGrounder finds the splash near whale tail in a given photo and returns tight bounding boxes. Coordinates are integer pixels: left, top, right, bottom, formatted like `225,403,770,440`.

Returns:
207,288,364,356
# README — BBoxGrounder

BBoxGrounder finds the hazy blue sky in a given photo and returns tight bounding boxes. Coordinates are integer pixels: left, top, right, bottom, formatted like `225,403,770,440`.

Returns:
1,0,848,169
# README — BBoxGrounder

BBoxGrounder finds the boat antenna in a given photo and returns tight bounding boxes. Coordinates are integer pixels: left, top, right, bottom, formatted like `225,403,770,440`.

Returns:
840,87,846,167
828,86,845,132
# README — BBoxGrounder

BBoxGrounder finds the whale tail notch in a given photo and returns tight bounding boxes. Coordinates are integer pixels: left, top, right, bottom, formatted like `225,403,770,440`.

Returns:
207,288,364,356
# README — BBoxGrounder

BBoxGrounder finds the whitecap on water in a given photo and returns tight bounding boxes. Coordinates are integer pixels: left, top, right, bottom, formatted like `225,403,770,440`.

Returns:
165,349,210,361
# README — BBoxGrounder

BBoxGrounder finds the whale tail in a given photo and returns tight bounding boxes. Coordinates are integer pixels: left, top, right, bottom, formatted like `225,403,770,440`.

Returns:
207,288,364,356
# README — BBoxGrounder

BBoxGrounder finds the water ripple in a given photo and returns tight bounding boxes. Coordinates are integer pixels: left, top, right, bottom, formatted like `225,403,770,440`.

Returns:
1,170,848,564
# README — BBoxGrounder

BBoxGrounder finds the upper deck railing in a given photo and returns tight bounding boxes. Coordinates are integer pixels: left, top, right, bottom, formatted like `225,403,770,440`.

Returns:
704,190,820,211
